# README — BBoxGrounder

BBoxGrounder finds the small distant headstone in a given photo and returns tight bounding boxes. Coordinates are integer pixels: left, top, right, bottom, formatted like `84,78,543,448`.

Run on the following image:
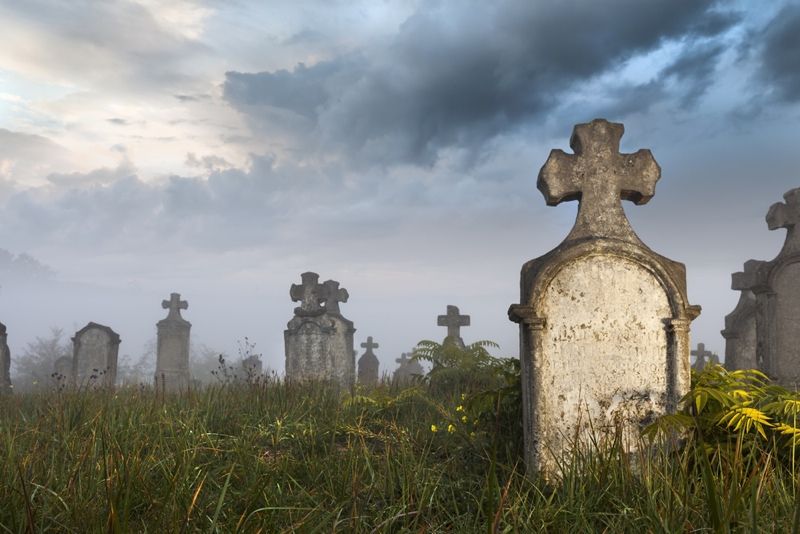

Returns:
155,293,191,392
722,261,762,371
358,336,380,386
393,352,424,384
0,322,11,394
53,355,74,386
284,272,356,387
72,322,121,388
241,355,263,377
437,305,470,348
725,188,800,386
508,119,700,477
691,342,719,371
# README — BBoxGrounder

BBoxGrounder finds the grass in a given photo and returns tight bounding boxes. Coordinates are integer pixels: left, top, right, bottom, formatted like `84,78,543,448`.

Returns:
0,378,798,533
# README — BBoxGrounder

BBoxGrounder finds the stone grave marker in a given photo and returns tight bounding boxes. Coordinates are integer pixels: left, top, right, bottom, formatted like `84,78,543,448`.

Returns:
508,119,700,477
691,342,719,371
726,188,800,386
437,305,470,348
72,322,121,388
53,355,74,387
155,292,191,392
0,322,10,394
242,355,263,378
285,272,356,387
722,261,762,371
358,336,380,386
393,352,424,384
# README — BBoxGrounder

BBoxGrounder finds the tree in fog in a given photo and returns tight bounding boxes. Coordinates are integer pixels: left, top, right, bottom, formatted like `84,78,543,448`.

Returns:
14,327,70,391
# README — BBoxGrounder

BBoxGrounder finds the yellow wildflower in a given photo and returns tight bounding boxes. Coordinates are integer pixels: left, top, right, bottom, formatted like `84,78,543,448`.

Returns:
461,415,468,423
456,405,464,412
430,424,438,433
447,424,456,433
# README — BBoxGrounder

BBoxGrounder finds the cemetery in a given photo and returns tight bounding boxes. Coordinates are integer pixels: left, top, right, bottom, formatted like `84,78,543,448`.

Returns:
1,120,799,530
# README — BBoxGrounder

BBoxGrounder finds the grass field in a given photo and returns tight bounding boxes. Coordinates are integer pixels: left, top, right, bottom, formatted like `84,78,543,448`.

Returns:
1,375,799,533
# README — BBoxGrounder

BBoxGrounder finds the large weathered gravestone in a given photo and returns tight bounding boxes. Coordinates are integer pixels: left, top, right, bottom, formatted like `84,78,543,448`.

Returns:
722,261,761,371
72,322,120,388
358,336,380,386
393,352,424,384
0,322,11,394
155,293,191,392
725,188,800,386
508,119,700,477
284,272,355,387
691,342,719,371
437,305,470,348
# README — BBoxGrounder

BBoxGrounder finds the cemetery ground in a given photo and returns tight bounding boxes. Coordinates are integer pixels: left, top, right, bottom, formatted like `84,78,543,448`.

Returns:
1,350,799,533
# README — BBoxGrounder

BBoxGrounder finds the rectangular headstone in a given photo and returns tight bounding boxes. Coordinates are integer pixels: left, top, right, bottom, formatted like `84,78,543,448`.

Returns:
72,322,120,388
155,292,191,392
509,119,700,478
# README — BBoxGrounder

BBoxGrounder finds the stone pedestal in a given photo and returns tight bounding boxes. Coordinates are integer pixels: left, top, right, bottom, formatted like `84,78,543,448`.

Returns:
0,322,10,394
284,272,355,387
155,293,191,392
508,119,699,478
72,322,120,389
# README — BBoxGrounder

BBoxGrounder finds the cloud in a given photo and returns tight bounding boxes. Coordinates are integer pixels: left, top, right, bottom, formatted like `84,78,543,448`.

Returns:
224,0,739,167
661,41,727,109
757,4,800,104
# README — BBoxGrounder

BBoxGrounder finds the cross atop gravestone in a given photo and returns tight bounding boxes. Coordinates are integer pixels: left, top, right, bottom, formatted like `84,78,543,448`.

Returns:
537,118,660,243
361,336,379,355
322,279,349,315
396,353,411,366
162,293,188,320
437,305,470,346
290,272,325,316
767,187,800,255
691,342,713,370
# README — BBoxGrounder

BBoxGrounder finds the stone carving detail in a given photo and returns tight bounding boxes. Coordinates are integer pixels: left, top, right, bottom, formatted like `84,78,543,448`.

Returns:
724,188,800,385
0,322,11,394
508,119,699,478
72,322,121,389
691,342,719,371
285,272,355,387
358,336,380,386
437,305,470,348
393,352,424,384
155,293,191,392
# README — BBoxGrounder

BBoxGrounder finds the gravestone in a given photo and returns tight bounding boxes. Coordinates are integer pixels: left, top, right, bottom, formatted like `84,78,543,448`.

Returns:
155,293,191,392
393,352,424,384
437,305,470,348
242,355,263,378
0,322,10,394
722,261,762,371
727,188,800,386
72,322,121,388
284,272,356,387
691,342,719,371
53,355,74,386
508,119,700,477
358,336,380,386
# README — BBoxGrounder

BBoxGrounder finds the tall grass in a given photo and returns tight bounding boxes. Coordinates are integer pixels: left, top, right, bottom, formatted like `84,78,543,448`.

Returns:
0,376,798,532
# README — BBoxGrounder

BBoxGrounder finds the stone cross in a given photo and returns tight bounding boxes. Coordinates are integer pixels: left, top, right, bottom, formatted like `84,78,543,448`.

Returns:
437,305,470,342
691,342,714,370
537,118,660,242
162,292,188,320
732,259,767,292
396,353,411,366
322,279,349,314
767,187,800,254
361,336,379,355
290,272,325,315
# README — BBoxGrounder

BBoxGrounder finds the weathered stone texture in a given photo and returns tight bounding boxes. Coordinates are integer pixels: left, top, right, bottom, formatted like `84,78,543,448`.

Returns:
509,119,699,478
53,355,74,386
72,322,120,388
724,188,800,386
155,293,191,392
358,336,380,386
285,272,355,387
0,322,11,394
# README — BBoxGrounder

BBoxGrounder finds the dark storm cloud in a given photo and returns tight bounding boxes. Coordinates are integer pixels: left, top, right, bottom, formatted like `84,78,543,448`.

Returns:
757,4,800,104
224,0,739,166
662,42,727,109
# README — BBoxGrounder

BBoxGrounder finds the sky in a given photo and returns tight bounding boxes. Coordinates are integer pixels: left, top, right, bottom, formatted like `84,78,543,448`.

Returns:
0,0,799,376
